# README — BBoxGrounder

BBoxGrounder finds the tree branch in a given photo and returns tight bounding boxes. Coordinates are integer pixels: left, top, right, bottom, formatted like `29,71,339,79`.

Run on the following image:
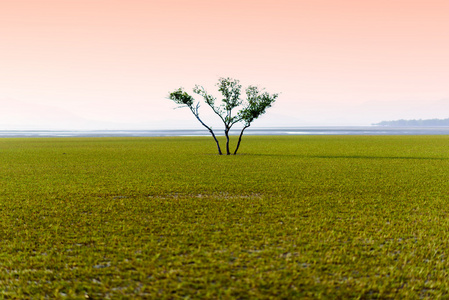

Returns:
234,124,250,155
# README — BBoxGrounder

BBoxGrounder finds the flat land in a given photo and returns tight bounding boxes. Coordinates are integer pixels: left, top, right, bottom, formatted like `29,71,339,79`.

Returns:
1,135,449,299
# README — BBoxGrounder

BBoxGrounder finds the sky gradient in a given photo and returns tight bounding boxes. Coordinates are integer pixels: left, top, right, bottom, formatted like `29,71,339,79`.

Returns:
1,0,449,129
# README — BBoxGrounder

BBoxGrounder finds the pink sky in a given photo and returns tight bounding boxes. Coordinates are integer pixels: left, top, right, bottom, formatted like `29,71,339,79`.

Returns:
1,0,448,129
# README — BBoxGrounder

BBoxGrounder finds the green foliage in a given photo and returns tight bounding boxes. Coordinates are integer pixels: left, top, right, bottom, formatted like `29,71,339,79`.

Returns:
169,77,278,154
216,77,242,112
168,88,195,107
193,85,216,108
2,135,449,298
239,85,278,126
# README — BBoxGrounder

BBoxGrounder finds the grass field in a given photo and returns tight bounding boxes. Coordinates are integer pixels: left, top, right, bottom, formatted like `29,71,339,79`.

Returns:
1,135,449,299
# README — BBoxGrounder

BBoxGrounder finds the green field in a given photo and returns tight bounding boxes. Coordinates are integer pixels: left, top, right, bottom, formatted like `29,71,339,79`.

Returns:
1,135,449,299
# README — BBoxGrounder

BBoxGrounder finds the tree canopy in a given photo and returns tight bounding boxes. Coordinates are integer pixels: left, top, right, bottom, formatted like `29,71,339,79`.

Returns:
169,77,278,155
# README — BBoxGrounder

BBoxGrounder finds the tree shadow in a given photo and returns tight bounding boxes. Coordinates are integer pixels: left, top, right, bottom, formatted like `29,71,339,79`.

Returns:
313,155,448,160
243,153,448,160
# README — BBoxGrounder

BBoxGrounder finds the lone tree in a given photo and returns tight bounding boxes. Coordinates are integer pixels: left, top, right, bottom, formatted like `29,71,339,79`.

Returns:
169,77,278,155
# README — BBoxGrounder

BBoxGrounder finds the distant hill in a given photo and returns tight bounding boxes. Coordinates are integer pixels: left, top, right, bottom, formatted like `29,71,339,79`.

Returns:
374,118,449,126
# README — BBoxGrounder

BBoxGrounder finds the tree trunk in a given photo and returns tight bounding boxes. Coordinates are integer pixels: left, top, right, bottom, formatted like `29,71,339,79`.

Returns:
210,129,222,155
225,128,231,155
193,111,222,155
234,125,249,155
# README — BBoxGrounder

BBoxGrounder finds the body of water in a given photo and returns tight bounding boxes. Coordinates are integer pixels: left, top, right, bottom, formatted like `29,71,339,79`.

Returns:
2,127,449,138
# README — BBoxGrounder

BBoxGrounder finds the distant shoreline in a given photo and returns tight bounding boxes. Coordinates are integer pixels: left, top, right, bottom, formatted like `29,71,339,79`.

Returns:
374,118,449,127
2,126,449,138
